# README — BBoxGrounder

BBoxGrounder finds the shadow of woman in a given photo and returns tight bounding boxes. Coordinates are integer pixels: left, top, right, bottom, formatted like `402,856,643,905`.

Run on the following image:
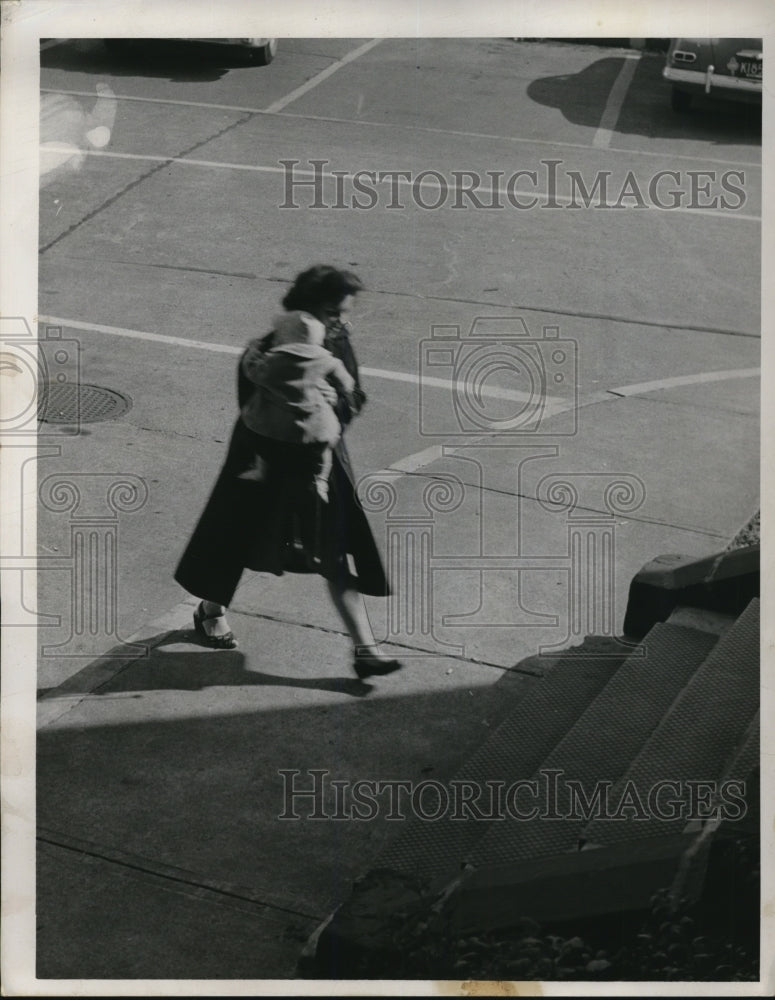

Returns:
38,628,374,700
527,56,630,129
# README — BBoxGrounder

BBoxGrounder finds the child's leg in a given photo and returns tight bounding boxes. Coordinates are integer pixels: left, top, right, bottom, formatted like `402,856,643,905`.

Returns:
314,446,333,500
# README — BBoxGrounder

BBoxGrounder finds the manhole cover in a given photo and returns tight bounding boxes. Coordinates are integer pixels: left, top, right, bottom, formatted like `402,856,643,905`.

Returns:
38,382,133,424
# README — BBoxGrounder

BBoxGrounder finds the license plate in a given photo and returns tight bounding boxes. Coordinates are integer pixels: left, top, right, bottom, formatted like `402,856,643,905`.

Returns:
735,57,762,80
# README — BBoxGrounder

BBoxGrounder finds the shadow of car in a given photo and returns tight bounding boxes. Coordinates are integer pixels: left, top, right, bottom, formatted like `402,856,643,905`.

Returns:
104,37,278,66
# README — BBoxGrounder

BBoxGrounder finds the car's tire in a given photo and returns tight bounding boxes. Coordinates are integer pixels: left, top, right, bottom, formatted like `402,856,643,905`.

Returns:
670,87,692,112
246,39,277,66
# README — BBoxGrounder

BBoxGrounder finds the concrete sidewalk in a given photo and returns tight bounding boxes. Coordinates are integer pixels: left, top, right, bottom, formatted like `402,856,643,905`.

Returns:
36,605,531,979
32,374,760,982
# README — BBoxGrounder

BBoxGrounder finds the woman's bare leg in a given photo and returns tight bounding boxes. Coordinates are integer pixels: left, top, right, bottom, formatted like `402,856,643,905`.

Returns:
326,577,392,660
200,600,233,638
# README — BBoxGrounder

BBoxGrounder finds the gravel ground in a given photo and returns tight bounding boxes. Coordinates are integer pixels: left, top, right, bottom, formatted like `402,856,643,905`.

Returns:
727,510,760,550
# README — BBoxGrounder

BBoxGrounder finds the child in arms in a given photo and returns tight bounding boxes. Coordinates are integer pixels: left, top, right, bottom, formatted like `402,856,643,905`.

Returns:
239,311,355,500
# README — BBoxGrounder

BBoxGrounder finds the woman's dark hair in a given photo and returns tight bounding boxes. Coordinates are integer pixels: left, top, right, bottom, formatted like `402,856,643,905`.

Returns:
282,265,364,313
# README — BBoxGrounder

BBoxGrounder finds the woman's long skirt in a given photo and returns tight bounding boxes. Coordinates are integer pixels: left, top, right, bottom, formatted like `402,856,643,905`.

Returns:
174,418,389,606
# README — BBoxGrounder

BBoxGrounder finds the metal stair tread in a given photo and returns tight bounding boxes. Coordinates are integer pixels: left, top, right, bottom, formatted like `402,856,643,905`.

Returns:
467,621,719,868
583,598,759,847
377,651,623,878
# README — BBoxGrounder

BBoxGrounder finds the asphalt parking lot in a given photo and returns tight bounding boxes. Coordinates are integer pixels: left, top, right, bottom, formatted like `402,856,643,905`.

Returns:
22,35,764,983
34,37,761,662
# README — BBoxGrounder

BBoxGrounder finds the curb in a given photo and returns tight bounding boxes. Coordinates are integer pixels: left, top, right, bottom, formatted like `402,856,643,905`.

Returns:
622,544,759,640
37,598,198,728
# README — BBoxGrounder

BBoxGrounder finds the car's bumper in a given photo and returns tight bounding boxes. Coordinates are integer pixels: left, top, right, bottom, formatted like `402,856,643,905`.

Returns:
189,38,274,48
663,64,762,98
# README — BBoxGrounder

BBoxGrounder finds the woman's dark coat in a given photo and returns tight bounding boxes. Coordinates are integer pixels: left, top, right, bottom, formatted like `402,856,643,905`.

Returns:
174,324,389,606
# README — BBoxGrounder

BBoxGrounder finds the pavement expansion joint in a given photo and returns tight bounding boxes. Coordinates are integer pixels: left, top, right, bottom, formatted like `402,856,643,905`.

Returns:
623,393,758,418
36,600,200,726
397,470,729,542
40,109,258,255
36,595,528,735
229,605,524,673
132,422,203,440
37,828,322,922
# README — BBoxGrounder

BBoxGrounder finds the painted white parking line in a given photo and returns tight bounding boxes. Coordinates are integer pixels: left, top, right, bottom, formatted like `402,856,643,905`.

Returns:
262,38,383,114
39,315,243,354
607,368,760,396
382,408,570,476
40,87,267,116
39,88,763,170
274,111,761,170
40,145,273,171
39,315,758,484
389,446,445,473
366,367,564,404
37,315,564,406
593,53,641,149
38,146,762,223
380,365,761,478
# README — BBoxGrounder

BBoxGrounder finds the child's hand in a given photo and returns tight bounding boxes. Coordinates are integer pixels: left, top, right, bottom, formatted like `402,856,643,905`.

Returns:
319,383,338,406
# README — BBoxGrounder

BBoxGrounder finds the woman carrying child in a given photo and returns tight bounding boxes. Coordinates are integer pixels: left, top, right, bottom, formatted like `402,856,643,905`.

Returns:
174,264,402,681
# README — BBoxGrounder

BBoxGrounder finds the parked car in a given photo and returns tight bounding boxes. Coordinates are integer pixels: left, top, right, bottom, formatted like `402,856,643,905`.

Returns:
664,38,762,111
104,38,278,66
193,38,277,65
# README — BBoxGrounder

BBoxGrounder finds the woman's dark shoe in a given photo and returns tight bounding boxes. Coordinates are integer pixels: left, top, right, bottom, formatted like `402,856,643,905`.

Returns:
193,602,238,650
353,654,403,680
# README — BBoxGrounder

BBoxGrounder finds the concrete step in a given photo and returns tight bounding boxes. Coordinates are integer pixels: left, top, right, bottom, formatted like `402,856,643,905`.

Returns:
582,598,759,848
377,642,626,882
715,708,760,837
450,832,709,932
309,832,713,973
667,605,737,636
467,622,718,868
623,545,759,639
